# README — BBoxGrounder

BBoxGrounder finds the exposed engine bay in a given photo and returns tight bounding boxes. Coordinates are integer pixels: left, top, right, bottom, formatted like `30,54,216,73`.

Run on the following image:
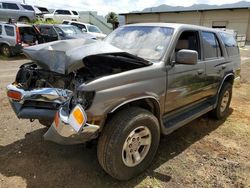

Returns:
16,54,148,91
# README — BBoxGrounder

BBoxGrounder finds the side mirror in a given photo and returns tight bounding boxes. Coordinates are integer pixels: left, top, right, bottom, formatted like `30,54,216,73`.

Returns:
176,49,198,65
82,28,87,32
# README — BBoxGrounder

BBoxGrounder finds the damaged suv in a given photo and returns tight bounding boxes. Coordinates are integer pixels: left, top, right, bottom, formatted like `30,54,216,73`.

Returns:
7,23,241,180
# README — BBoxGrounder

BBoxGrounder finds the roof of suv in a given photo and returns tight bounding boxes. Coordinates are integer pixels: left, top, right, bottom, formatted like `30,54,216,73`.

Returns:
123,23,234,35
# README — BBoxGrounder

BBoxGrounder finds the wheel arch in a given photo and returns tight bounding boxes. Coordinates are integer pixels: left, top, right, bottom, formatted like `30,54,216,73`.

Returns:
215,73,234,106
105,96,162,128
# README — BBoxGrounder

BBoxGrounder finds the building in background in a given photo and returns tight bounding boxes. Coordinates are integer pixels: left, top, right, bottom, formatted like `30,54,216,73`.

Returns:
78,11,112,34
120,5,250,44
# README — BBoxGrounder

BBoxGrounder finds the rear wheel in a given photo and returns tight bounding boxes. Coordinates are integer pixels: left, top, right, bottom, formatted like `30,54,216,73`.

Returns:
1,44,13,57
97,107,160,180
211,82,232,119
19,17,29,23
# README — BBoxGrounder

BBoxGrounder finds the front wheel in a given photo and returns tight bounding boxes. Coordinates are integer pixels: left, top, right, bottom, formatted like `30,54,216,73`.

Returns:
97,107,160,180
211,82,232,119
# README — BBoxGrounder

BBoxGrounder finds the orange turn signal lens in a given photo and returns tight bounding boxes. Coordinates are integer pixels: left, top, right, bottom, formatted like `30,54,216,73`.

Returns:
7,90,22,101
73,108,84,126
54,112,59,128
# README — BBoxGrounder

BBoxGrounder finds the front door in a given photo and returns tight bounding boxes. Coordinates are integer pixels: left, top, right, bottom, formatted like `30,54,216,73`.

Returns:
165,30,208,113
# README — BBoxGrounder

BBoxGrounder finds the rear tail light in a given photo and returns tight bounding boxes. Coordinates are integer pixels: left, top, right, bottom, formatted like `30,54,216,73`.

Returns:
7,90,22,101
16,26,21,44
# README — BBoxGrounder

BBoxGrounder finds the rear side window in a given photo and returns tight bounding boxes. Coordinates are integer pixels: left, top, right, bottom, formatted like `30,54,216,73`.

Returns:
4,26,15,36
2,3,19,10
202,31,222,59
55,10,71,15
21,4,34,11
0,25,2,35
71,23,86,30
72,11,78,15
220,33,239,57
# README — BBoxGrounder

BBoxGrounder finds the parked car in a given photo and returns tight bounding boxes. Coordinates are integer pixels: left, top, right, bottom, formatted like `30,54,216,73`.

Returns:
43,9,80,22
0,1,36,22
0,22,43,56
36,24,96,42
63,20,107,39
7,23,241,180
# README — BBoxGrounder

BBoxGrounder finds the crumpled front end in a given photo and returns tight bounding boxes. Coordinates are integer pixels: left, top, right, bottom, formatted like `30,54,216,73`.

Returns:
44,104,100,145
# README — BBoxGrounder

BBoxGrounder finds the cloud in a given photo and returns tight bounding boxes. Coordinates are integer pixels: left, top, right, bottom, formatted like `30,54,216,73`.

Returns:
12,0,250,15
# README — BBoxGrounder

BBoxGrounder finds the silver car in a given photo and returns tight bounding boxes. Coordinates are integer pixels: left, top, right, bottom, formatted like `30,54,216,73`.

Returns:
0,22,41,56
0,1,36,22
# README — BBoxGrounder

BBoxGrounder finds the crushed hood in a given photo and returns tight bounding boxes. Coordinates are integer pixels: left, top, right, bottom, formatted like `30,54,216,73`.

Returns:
23,39,151,75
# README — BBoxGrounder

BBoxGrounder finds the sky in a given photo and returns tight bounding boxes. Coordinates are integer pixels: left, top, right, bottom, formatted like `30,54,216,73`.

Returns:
12,0,250,15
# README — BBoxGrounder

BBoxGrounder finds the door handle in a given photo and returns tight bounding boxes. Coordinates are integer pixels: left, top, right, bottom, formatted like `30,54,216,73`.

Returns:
222,64,227,69
197,69,204,75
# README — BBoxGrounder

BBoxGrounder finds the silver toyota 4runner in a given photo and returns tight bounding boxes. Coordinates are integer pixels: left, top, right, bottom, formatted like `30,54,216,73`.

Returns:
6,23,241,180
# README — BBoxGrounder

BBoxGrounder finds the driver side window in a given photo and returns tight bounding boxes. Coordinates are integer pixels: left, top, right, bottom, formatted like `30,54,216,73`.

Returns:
175,31,201,60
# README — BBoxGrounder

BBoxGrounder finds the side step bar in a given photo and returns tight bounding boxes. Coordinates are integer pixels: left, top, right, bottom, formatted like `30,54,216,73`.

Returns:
162,101,214,135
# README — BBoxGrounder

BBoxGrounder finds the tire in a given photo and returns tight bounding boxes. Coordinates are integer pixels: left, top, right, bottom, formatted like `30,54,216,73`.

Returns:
19,17,29,23
97,107,160,180
210,82,232,119
1,44,13,57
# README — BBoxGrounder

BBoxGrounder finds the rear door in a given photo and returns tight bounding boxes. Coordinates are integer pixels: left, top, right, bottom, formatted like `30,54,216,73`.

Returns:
165,30,207,113
201,31,225,97
2,3,20,21
2,25,16,46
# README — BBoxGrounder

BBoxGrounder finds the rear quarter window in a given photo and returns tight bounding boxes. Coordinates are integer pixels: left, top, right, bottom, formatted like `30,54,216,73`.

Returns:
220,32,239,57
72,11,78,15
0,25,2,35
2,3,19,10
4,26,15,36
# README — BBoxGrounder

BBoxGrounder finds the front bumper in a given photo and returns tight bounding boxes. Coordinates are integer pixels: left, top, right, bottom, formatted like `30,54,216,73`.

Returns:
44,107,100,145
7,84,72,121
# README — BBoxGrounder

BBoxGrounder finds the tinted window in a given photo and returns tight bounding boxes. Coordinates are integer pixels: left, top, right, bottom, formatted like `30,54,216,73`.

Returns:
2,3,19,10
71,23,86,30
55,10,71,15
4,26,15,36
37,7,49,12
21,4,34,11
62,21,69,24
72,11,78,15
0,25,2,35
39,26,57,36
202,32,222,59
220,32,239,57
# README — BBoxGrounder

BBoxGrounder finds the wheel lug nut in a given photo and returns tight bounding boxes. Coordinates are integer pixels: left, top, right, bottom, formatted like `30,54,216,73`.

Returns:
137,137,140,141
130,149,133,153
132,138,135,141
129,144,132,148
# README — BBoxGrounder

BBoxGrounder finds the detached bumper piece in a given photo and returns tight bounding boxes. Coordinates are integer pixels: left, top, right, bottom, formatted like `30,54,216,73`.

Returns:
44,105,100,145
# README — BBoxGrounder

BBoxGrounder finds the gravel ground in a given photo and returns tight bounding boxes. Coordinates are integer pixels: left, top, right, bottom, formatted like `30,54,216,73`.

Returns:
0,51,250,188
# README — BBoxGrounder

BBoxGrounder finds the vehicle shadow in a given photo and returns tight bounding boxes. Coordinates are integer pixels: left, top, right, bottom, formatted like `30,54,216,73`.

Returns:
0,109,233,188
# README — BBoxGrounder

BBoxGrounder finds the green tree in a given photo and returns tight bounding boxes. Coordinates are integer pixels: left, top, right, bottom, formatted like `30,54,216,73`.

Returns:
106,12,119,30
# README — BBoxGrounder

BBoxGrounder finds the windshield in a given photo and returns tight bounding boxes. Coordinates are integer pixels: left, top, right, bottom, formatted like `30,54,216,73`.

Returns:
105,26,174,61
87,25,101,33
58,25,82,35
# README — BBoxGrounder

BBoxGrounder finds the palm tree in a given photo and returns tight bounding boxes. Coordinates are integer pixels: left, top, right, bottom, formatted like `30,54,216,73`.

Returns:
106,12,119,30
